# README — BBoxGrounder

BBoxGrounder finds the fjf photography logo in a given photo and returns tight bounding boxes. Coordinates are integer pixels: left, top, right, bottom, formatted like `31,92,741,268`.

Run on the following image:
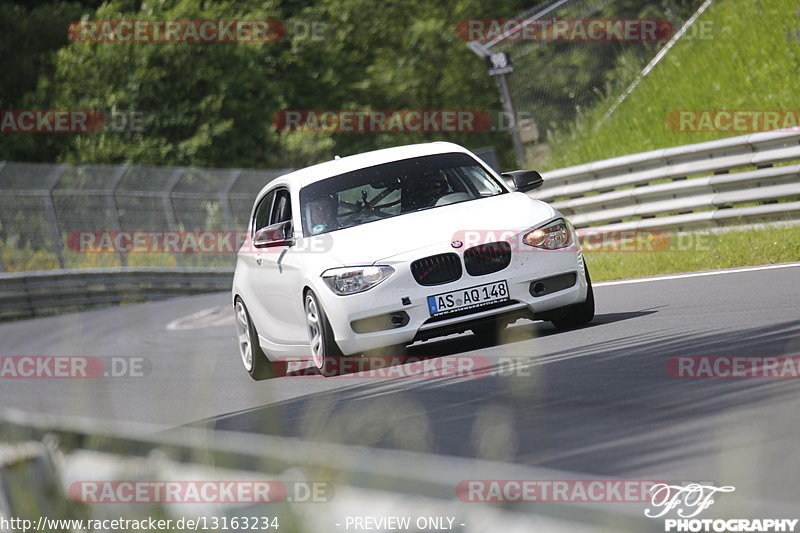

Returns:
645,483,798,532
645,483,735,519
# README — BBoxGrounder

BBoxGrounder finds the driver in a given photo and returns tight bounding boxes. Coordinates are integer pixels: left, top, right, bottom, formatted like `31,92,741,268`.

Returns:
306,194,338,234
415,174,448,208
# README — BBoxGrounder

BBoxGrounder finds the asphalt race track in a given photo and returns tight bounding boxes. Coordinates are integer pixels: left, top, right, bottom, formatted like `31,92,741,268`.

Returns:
1,262,799,515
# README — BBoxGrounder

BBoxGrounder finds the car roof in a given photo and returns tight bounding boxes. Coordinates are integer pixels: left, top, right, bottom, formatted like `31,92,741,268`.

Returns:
257,141,476,197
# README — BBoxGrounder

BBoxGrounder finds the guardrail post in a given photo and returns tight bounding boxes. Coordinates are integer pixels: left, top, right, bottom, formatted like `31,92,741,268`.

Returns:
43,164,66,269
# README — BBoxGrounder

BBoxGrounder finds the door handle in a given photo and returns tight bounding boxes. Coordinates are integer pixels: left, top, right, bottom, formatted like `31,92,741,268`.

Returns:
255,253,262,265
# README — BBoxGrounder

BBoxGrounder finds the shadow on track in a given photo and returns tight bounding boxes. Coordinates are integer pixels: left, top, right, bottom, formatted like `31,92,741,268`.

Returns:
192,319,800,480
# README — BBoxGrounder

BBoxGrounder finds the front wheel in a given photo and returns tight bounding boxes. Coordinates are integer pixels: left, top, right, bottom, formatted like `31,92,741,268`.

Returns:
304,290,343,376
235,298,273,380
551,267,595,330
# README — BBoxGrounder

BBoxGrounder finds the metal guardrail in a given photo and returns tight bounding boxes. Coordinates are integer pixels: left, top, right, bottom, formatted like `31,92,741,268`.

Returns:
0,267,233,321
535,130,800,231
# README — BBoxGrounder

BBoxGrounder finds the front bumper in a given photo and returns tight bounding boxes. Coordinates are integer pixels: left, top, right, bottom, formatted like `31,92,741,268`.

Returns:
313,244,589,355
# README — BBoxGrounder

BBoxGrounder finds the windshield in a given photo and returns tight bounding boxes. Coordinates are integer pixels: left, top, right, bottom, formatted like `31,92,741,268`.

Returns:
299,152,506,237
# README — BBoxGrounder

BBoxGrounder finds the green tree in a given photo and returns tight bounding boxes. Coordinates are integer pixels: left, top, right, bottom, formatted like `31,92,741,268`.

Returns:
25,0,533,168
40,0,290,167
0,0,105,162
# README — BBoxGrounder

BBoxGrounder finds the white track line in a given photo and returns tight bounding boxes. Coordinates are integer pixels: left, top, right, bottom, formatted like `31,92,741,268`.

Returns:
594,262,800,287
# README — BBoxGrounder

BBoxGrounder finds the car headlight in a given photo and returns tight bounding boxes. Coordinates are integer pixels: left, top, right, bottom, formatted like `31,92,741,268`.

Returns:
522,218,574,250
322,266,395,295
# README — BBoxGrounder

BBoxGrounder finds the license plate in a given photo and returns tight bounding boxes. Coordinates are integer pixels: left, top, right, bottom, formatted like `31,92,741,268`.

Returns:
427,280,509,317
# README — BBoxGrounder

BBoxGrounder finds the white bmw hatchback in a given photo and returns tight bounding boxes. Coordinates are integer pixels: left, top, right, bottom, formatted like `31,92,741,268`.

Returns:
232,142,594,379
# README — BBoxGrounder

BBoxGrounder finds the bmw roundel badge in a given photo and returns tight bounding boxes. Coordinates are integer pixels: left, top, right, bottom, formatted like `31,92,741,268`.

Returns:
451,240,463,248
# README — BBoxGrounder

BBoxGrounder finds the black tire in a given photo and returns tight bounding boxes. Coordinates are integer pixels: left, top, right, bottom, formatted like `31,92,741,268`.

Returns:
234,297,273,381
471,321,506,344
551,266,595,330
304,290,343,376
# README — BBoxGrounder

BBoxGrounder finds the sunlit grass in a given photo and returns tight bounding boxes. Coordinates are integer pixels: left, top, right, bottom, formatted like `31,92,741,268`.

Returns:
586,225,800,281
544,0,800,169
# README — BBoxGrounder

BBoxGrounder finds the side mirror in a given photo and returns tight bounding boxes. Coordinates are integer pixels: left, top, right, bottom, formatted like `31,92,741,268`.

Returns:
253,221,294,248
502,170,544,192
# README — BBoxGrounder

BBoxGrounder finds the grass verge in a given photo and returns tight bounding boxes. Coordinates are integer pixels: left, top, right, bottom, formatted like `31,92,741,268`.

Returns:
586,225,800,281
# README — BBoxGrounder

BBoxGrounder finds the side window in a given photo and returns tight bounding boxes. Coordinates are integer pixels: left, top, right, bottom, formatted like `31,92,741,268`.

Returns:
253,190,275,234
455,166,503,196
271,189,292,224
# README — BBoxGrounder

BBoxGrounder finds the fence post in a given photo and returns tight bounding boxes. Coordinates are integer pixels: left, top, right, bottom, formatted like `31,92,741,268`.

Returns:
0,162,5,272
42,165,66,269
107,164,129,267
221,169,242,232
163,168,185,266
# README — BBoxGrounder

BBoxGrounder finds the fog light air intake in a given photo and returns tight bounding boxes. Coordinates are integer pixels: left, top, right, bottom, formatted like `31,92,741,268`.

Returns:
351,311,410,334
529,272,577,297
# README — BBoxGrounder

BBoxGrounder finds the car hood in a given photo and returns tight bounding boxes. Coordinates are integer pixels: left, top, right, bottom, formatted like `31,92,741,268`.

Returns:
322,192,557,265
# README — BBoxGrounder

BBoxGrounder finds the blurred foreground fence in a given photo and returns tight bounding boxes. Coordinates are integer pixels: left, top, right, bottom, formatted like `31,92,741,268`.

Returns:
0,410,660,533
0,129,798,320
